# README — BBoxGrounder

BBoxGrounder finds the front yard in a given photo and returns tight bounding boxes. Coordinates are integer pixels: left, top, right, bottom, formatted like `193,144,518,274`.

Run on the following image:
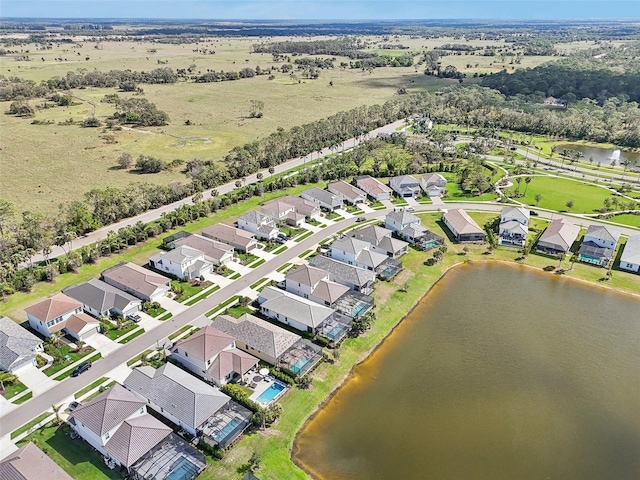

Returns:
171,279,212,303
43,344,97,377
1,379,28,400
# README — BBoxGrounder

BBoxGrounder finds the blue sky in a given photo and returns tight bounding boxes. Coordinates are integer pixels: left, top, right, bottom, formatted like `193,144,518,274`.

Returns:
2,1,639,20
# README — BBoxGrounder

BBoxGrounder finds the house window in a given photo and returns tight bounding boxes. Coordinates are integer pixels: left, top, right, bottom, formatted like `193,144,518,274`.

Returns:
184,352,188,357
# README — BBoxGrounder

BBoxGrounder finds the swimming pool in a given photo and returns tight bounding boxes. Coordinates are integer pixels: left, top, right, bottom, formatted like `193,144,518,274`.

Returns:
165,456,199,480
256,381,286,405
213,417,243,444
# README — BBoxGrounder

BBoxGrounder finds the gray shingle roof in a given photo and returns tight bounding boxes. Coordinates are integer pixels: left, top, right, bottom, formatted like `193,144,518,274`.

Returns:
620,234,640,265
286,264,328,287
0,442,73,480
259,287,334,329
149,245,204,266
239,210,275,226
70,384,146,436
355,249,388,269
327,181,366,202
63,279,140,316
351,225,392,244
302,188,342,208
377,235,409,253
385,210,420,226
331,237,371,255
312,280,350,304
501,206,530,223
124,363,230,430
309,256,376,287
212,314,301,360
101,263,170,298
389,175,420,193
0,316,41,372
584,224,621,244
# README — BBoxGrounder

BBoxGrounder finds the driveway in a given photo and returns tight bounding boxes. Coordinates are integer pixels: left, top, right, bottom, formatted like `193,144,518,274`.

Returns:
84,334,120,357
431,196,445,206
17,366,57,395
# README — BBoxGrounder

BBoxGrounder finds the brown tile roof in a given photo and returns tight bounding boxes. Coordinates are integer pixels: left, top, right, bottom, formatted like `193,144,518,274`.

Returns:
312,280,350,304
0,442,73,480
70,384,146,436
328,181,367,201
64,312,99,335
201,223,255,248
171,326,234,362
24,293,81,322
443,209,484,235
356,175,392,196
104,414,171,468
208,348,258,381
101,263,170,298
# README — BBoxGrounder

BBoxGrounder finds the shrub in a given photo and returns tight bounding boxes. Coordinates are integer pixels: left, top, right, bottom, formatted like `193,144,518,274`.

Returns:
221,383,261,412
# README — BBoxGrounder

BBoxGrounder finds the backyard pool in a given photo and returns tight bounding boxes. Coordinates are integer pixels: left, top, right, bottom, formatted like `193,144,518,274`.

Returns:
256,381,287,405
291,356,314,375
165,457,200,480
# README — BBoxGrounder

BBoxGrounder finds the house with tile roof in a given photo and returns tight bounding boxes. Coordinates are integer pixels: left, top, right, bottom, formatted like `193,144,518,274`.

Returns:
170,326,258,386
389,175,421,198
578,225,621,267
420,173,447,197
442,209,486,243
309,255,376,295
237,211,279,240
327,181,367,205
25,293,100,341
149,245,213,280
301,187,343,211
201,223,259,253
258,287,353,341
0,316,43,373
213,314,323,376
101,262,171,302
63,279,141,318
620,234,640,273
356,175,392,201
0,442,73,480
351,224,409,258
262,196,321,221
170,233,234,266
123,363,252,446
536,218,580,255
69,384,171,470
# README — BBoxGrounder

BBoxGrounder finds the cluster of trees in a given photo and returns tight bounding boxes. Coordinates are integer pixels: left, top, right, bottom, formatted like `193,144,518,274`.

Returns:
252,37,367,57
481,60,640,103
0,67,177,101
112,97,169,126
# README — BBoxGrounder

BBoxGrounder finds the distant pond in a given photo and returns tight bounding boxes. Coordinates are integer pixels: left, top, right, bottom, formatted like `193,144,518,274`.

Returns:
294,263,640,480
556,144,640,167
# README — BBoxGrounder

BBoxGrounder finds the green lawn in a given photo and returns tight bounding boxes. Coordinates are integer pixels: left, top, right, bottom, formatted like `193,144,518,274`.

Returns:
168,325,193,341
1,380,28,400
249,258,266,268
606,214,640,228
105,323,138,340
43,346,96,377
171,280,211,303
75,377,108,399
294,231,315,243
518,176,618,213
158,312,173,321
118,328,145,344
185,285,220,306
18,425,122,480
272,245,288,254
145,306,167,318
11,412,53,440
227,305,256,318
53,352,102,381
13,391,33,404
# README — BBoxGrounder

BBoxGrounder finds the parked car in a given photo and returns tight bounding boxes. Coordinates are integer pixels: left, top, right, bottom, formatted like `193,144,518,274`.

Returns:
529,210,539,216
71,362,91,377
355,216,366,222
127,313,142,323
65,401,81,412
275,237,286,244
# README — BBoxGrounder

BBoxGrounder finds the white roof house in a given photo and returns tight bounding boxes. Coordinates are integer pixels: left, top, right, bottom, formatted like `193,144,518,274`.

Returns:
0,316,43,373
237,211,279,240
620,234,640,273
301,188,343,211
309,255,376,295
258,286,335,333
63,279,141,318
172,233,234,266
500,206,530,226
330,237,389,272
25,293,100,341
149,245,213,280
389,175,421,198
420,173,447,197
582,225,621,250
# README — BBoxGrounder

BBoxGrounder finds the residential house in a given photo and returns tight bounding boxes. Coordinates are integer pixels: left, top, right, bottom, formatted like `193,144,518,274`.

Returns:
63,279,141,318
0,442,73,480
171,233,234,266
101,262,171,302
237,211,279,240
25,293,100,341
201,223,258,253
330,236,402,279
212,313,323,376
258,286,353,341
149,246,213,280
327,181,367,205
389,175,421,198
301,187,343,211
170,326,258,386
442,209,486,243
262,196,321,221
498,206,530,247
123,363,252,448
536,218,580,255
620,234,640,273
309,255,376,295
356,175,392,201
578,225,621,267
285,264,349,306
384,210,444,249
70,384,206,478
0,316,43,373
350,224,409,258
420,173,447,197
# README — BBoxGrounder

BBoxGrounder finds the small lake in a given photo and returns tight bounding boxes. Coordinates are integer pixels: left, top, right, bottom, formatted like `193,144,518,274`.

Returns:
556,144,640,167
294,263,640,480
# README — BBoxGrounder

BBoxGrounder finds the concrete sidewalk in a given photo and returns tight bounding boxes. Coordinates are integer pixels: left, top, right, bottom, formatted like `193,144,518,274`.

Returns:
18,366,57,395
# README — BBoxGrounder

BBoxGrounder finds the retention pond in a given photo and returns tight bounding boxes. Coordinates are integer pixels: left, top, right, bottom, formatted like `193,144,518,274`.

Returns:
294,262,640,480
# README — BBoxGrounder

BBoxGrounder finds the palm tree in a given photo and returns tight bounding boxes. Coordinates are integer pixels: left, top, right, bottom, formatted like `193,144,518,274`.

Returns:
523,176,533,195
52,403,62,425
0,371,17,391
557,252,566,267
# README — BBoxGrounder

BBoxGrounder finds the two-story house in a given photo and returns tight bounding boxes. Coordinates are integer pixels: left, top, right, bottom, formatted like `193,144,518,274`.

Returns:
578,225,621,267
285,264,349,307
170,326,258,386
237,211,279,240
149,246,213,280
330,237,391,273
25,293,100,341
309,255,376,295
420,173,447,197
389,175,421,198
498,206,530,247
350,224,409,258
620,234,640,273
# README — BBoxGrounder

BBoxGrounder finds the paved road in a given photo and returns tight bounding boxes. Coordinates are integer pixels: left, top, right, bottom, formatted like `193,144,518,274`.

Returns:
4,201,639,436
26,120,406,266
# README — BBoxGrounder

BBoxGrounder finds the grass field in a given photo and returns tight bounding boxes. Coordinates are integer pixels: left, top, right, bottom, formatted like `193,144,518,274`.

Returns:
518,176,618,213
606,214,640,227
